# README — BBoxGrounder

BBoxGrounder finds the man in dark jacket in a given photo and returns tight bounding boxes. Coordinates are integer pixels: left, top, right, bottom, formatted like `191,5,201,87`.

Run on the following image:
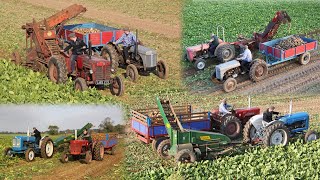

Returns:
208,33,222,57
80,128,92,143
32,127,41,145
61,33,87,75
263,106,280,123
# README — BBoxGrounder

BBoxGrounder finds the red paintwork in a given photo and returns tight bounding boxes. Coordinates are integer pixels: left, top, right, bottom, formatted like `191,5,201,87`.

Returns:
211,107,260,124
186,43,210,61
69,140,89,155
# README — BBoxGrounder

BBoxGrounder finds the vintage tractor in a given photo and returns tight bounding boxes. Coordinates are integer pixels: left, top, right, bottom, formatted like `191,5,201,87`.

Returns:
185,11,291,70
210,97,260,139
243,101,318,146
104,31,168,82
4,135,54,162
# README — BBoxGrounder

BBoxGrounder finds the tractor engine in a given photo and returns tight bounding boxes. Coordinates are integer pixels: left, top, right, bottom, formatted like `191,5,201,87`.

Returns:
130,45,157,70
215,60,241,80
12,136,36,151
279,112,309,132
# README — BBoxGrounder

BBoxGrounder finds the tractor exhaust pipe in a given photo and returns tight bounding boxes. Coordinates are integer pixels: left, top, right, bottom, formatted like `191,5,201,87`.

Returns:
75,129,77,140
135,29,138,58
248,95,251,108
289,99,293,116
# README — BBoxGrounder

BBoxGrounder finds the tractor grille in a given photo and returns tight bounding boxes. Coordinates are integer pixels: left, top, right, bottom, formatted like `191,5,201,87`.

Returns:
95,66,104,80
12,138,20,147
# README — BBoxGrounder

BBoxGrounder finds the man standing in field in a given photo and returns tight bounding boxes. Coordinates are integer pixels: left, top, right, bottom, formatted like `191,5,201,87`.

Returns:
114,27,137,63
262,106,280,126
208,33,223,57
236,45,252,74
219,98,232,116
32,127,41,146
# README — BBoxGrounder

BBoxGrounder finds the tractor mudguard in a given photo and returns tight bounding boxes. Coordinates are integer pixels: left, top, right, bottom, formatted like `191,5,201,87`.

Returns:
176,143,194,153
249,114,263,130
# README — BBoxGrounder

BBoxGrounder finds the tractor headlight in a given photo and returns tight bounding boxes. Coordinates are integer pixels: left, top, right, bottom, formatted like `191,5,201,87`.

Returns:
89,70,93,74
12,138,20,147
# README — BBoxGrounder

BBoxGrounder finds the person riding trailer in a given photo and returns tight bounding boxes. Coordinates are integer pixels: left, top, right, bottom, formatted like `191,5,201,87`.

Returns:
262,106,280,127
236,45,253,74
113,27,137,63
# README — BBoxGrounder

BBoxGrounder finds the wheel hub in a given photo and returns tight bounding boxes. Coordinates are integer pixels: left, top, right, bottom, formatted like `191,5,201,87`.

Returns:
226,122,236,135
197,62,205,69
270,130,285,145
307,134,317,141
255,66,264,77
223,50,231,58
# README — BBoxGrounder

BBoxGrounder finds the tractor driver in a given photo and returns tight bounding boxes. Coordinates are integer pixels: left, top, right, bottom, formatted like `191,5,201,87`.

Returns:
32,127,41,145
236,45,252,74
208,33,222,57
60,33,87,75
80,128,92,143
262,106,280,126
113,27,137,63
219,98,232,116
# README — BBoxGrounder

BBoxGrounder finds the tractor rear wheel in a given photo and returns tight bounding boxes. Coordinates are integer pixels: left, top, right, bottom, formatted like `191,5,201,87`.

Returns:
3,147,14,157
304,130,318,143
194,58,206,71
299,52,311,65
249,59,268,82
93,142,104,161
156,60,168,79
175,149,196,163
40,137,54,159
152,137,168,152
74,77,88,91
243,121,258,144
263,122,289,146
11,51,21,65
223,78,237,92
48,57,67,84
126,64,139,82
216,44,236,63
110,76,124,96
25,148,35,162
105,44,120,71
157,139,171,159
60,151,69,163
84,151,92,164
220,115,242,140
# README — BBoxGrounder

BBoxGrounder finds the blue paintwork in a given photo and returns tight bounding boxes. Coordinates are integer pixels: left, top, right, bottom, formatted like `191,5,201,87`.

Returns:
11,136,37,153
101,138,117,148
279,112,309,133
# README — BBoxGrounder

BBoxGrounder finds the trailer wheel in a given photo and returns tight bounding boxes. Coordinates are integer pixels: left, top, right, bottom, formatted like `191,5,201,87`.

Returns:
243,121,258,144
25,148,35,162
60,151,69,163
3,147,14,157
152,137,168,152
93,142,104,161
263,122,289,146
84,151,92,164
110,76,124,96
249,59,268,82
156,60,168,79
304,130,318,143
126,64,139,82
41,137,54,159
48,57,67,84
74,77,88,91
105,44,120,71
299,52,311,65
194,58,206,70
223,78,237,92
157,139,171,159
216,44,236,63
175,149,196,163
11,51,21,65
220,115,242,140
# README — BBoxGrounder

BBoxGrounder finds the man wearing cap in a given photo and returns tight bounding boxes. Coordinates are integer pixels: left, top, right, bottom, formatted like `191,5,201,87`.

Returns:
219,98,232,116
113,27,137,62
236,45,252,74
32,127,41,146
262,106,280,126
208,33,222,57
61,33,87,75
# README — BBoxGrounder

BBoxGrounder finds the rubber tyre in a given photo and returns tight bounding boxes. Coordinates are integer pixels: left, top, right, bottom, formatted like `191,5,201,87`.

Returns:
156,60,168,79
263,122,289,146
151,137,168,152
106,44,120,71
243,121,257,144
126,64,139,82
156,139,171,159
175,149,196,163
223,78,237,92
299,52,311,65
194,58,206,71
249,59,268,82
84,151,92,164
110,76,124,96
304,130,318,143
41,137,54,159
74,77,88,91
48,57,67,84
3,147,13,157
25,148,35,162
93,142,104,161
216,44,236,63
60,151,69,163
220,115,242,140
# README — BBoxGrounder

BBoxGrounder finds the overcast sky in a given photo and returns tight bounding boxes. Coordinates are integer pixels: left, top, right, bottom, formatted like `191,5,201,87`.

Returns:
0,105,124,132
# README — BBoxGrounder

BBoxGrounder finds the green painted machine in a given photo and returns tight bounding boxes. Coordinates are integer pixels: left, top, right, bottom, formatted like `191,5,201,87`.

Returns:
156,97,238,163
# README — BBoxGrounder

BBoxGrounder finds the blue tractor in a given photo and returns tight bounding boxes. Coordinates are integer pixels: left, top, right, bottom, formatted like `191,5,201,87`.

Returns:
4,136,54,162
243,105,318,146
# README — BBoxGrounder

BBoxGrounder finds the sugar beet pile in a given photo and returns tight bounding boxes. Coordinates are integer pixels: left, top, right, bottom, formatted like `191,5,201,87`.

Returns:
275,35,306,50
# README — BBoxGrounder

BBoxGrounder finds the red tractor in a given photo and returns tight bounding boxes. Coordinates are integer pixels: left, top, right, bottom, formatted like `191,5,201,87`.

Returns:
210,100,260,139
60,139,104,164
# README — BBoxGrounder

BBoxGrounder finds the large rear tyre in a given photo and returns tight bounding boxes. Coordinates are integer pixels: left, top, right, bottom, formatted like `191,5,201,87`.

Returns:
263,122,289,146
151,137,168,152
220,115,242,140
74,77,88,91
84,151,92,164
156,60,168,79
48,57,68,84
175,149,196,163
60,151,69,163
223,78,237,92
25,148,35,162
105,44,120,71
156,139,171,159
126,64,139,82
299,52,311,65
194,58,206,71
249,59,268,82
110,76,124,96
40,137,54,159
216,44,236,63
93,142,104,161
243,121,258,144
304,130,318,143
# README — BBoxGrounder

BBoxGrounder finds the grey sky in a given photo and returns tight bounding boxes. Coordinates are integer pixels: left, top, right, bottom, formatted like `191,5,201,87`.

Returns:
0,105,125,132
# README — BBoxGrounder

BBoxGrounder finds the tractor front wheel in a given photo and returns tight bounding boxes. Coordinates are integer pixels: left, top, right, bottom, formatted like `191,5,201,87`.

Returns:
25,148,35,162
60,151,69,163
215,44,236,63
48,57,68,84
74,77,88,91
175,149,196,163
263,122,289,146
223,78,237,92
249,59,268,82
110,76,124,96
220,115,242,140
93,142,104,161
40,137,54,158
126,64,139,82
157,139,171,159
155,60,168,79
243,121,258,144
194,58,206,71
3,147,14,157
299,52,311,65
84,151,92,164
304,130,318,143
